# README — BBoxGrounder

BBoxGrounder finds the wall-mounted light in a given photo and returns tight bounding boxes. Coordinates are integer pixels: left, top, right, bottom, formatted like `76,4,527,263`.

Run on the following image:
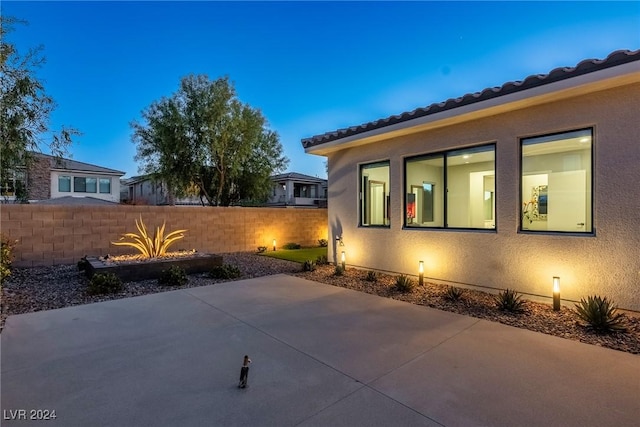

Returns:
335,235,344,246
273,239,276,252
341,251,346,270
553,276,560,311
418,261,424,286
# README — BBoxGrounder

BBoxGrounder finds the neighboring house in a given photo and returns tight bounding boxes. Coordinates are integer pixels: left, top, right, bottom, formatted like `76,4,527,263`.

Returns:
1,153,124,204
122,172,328,207
267,172,328,207
302,49,640,311
120,174,201,206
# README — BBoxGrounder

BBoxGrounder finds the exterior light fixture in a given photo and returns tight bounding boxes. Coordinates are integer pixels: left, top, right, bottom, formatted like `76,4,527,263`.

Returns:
418,261,424,286
341,251,346,270
553,276,560,311
273,239,276,252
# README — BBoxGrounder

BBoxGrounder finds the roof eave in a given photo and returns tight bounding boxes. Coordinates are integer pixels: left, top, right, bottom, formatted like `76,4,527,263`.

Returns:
305,61,640,156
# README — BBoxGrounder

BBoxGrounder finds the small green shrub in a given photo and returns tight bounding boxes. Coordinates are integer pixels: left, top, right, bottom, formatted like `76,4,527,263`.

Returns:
495,289,526,313
209,264,242,280
318,239,328,247
302,260,316,272
574,295,627,333
283,242,301,250
334,265,344,276
1,234,16,285
158,265,188,287
315,255,329,265
365,271,378,282
88,273,123,295
77,256,90,272
256,246,267,253
394,275,415,293
444,286,464,301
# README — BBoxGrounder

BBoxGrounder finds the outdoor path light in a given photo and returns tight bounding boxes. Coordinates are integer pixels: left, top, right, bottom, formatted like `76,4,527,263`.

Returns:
553,276,561,311
341,251,346,270
273,239,276,251
419,261,424,286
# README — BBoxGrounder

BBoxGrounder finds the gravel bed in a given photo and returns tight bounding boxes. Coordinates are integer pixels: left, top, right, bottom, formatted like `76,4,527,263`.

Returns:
2,253,639,355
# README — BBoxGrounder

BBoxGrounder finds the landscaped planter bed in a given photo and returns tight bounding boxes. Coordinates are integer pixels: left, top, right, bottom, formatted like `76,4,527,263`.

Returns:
85,253,223,282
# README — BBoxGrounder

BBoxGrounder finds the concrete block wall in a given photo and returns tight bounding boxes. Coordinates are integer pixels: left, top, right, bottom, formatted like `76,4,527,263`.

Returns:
0,205,328,267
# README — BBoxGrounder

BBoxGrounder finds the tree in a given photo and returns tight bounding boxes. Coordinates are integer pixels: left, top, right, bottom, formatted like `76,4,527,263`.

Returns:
132,75,288,206
0,17,79,194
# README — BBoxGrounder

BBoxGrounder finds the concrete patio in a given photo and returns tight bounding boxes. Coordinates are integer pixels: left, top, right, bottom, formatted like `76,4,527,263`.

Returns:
1,274,638,426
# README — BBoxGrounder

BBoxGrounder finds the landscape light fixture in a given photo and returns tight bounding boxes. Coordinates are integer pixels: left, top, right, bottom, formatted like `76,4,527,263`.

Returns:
419,261,424,286
553,276,561,311
341,251,346,270
273,239,276,252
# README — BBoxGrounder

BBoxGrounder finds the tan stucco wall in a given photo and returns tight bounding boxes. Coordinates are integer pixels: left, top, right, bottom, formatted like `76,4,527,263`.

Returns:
326,83,640,311
0,205,327,267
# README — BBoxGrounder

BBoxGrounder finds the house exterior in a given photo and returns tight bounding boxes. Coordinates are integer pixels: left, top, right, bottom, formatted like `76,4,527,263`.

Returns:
302,49,640,311
1,153,124,204
120,175,205,205
267,172,328,207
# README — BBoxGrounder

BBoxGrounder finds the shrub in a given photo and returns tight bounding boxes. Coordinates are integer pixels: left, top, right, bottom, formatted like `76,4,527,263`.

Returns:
256,246,267,253
444,286,465,301
209,264,242,280
158,265,188,287
315,255,329,265
394,275,415,293
111,215,187,258
318,239,328,247
574,295,627,333
495,289,526,313
302,260,316,272
1,234,16,285
283,242,301,250
333,265,344,276
365,271,378,282
77,256,90,272
87,273,123,295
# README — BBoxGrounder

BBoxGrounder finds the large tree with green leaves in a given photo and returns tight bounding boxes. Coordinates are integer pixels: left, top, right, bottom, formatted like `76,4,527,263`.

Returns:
132,75,288,206
0,17,78,192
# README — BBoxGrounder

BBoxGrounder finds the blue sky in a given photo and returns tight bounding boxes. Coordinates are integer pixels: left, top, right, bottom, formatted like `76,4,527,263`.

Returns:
4,1,639,179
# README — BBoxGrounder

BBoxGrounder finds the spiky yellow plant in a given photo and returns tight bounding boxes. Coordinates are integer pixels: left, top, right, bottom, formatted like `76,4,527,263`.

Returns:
112,216,187,258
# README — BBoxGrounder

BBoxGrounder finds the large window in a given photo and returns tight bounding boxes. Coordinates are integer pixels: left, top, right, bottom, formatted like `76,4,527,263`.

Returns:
360,161,390,227
1,170,26,197
521,128,592,233
405,145,495,229
73,177,97,193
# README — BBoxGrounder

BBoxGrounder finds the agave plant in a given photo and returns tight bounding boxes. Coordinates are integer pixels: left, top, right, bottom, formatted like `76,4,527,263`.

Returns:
444,286,465,301
495,288,526,313
394,274,415,293
574,295,627,333
112,216,187,258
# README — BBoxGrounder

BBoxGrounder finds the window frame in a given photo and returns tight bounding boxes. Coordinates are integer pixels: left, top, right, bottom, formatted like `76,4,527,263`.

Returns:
519,127,594,235
403,143,496,231
359,160,391,228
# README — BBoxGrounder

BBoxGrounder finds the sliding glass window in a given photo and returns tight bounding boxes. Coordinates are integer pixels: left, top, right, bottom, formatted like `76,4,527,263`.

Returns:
521,128,592,233
405,145,495,229
360,161,390,227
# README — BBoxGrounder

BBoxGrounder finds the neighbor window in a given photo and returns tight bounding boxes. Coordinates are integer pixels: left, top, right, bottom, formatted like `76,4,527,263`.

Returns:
99,178,111,194
1,170,26,197
521,128,592,233
360,161,390,227
58,176,71,192
405,144,495,229
74,177,97,193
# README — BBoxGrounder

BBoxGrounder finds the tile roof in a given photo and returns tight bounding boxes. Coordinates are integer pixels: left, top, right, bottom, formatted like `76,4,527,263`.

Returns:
32,196,119,206
301,49,639,149
271,172,327,183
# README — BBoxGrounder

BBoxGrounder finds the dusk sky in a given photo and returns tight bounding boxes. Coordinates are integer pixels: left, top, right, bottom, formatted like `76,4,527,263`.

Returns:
4,1,639,179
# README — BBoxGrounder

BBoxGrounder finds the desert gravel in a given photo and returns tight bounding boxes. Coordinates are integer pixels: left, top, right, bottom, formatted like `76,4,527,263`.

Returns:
2,252,639,355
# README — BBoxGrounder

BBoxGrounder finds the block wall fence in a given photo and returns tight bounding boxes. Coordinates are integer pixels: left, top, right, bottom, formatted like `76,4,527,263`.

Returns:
0,205,328,267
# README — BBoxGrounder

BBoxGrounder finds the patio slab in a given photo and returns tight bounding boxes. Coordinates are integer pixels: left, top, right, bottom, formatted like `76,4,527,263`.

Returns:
2,274,638,426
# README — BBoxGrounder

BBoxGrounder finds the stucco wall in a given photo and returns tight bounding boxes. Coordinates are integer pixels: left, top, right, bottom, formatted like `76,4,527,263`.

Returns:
0,205,328,267
326,83,640,311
